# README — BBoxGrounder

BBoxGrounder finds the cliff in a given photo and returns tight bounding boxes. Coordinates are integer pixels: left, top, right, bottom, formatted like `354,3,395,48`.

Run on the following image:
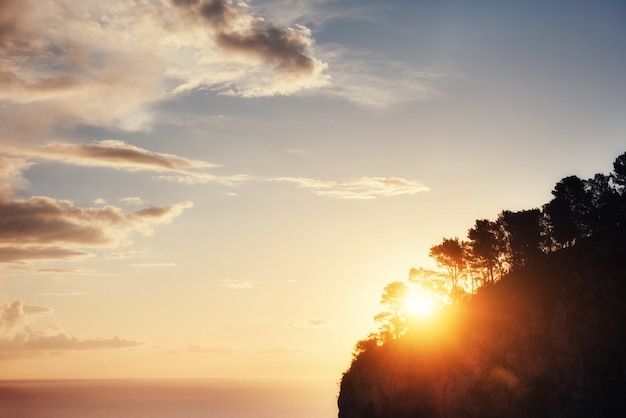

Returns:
338,228,626,418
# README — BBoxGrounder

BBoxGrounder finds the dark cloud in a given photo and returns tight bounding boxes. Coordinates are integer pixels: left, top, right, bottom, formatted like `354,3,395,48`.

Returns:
0,195,192,248
172,0,317,75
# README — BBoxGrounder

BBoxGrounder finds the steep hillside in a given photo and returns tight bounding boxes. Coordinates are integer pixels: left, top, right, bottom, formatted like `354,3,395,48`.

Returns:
338,227,626,418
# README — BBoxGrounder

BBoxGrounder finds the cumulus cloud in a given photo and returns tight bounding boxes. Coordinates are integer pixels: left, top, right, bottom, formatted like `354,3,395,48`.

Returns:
0,299,27,332
0,0,163,137
272,176,429,199
169,0,329,96
0,299,51,333
0,0,328,145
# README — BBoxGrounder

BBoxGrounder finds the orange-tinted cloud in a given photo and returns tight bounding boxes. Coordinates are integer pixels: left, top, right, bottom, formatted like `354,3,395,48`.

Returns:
0,246,90,264
0,299,142,359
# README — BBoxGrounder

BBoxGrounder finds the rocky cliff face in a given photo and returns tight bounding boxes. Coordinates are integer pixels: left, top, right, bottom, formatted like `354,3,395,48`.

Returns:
338,231,626,418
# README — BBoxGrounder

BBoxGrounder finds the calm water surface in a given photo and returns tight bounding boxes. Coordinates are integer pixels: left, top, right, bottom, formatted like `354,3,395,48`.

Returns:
0,379,338,417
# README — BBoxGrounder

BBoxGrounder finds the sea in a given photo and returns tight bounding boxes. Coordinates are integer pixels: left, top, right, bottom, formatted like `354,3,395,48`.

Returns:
0,378,338,417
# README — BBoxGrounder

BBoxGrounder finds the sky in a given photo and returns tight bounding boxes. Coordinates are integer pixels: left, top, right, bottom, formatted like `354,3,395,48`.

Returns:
0,0,625,381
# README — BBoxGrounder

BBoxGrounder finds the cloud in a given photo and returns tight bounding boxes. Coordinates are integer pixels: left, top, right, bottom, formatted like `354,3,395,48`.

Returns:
0,299,27,332
131,262,178,269
0,195,193,247
272,176,430,199
168,0,329,97
0,0,163,137
119,197,147,206
0,330,142,356
35,291,91,296
0,299,142,359
314,45,445,108
2,140,250,185
220,280,255,289
284,319,334,329
0,0,328,145
0,299,51,333
0,155,193,264
0,246,90,263
180,344,235,355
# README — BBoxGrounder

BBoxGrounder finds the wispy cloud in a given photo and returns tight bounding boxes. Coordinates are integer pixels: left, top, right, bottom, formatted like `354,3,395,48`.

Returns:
0,246,90,264
179,344,236,355
35,291,92,297
0,299,142,359
284,319,334,329
119,197,148,206
131,262,178,269
2,140,251,185
220,280,255,289
315,45,445,108
272,176,429,199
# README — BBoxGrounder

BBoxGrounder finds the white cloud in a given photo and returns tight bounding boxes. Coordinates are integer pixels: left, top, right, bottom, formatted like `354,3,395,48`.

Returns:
272,176,429,199
220,280,255,289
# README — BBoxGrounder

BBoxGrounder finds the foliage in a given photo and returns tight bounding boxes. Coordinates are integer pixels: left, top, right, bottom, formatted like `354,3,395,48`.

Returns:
352,150,626,355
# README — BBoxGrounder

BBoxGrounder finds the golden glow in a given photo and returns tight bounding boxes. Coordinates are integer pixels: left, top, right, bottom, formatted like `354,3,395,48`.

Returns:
402,287,437,318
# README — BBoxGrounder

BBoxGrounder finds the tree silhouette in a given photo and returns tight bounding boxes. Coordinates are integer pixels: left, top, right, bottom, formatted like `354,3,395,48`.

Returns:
613,151,626,190
374,281,409,342
467,219,507,285
429,237,467,298
543,176,592,248
499,209,543,270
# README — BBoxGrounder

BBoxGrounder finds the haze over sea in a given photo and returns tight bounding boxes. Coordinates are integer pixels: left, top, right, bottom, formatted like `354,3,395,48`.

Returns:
0,378,337,417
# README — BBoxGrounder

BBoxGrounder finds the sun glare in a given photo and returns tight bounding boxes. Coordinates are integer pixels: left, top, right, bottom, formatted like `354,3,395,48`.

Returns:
402,288,437,318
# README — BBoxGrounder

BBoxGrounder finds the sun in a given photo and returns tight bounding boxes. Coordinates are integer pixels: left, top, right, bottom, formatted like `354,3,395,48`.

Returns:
402,288,437,318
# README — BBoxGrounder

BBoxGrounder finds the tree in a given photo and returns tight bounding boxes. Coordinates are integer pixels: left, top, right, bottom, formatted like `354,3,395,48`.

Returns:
585,173,621,232
373,281,409,342
499,209,543,270
467,219,507,285
429,237,467,298
612,151,626,190
543,176,592,248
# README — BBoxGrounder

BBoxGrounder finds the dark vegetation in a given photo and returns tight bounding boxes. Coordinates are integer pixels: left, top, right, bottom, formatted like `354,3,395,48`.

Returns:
338,151,626,417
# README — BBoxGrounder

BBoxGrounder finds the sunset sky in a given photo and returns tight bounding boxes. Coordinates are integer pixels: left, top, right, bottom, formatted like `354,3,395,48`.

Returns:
1,0,625,380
